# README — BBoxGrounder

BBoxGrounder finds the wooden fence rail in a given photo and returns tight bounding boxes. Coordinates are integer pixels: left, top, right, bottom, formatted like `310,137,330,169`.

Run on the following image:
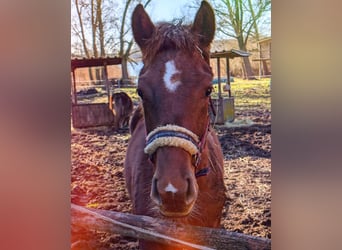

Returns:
71,204,271,250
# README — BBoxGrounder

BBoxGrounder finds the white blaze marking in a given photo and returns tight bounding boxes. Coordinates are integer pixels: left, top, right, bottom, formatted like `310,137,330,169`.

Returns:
163,60,181,92
164,182,178,193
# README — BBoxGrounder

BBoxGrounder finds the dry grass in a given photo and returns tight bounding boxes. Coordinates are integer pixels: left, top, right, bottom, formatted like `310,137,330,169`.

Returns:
212,78,271,110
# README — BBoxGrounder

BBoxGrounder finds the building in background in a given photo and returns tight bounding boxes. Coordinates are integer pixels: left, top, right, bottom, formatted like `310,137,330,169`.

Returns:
253,37,271,78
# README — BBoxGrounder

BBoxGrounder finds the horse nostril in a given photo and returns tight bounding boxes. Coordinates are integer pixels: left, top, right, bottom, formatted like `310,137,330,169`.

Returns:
185,178,198,205
150,177,162,206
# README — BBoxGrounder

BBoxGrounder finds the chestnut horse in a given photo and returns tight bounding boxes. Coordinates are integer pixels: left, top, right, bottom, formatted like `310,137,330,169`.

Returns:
124,1,226,249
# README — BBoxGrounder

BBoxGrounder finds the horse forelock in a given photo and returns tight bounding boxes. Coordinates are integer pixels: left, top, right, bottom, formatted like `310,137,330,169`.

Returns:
143,21,207,64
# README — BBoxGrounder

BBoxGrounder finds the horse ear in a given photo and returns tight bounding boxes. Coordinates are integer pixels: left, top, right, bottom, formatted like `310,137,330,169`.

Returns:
132,4,155,51
191,1,216,48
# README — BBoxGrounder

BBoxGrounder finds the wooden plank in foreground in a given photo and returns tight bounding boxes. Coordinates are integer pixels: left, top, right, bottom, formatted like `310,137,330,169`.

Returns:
71,204,271,250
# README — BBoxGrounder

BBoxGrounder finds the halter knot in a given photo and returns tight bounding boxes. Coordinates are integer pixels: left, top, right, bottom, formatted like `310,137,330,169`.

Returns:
144,124,200,157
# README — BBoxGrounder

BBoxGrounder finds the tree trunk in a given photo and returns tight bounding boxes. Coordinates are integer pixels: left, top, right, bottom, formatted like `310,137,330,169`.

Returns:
71,204,271,250
242,56,255,80
119,0,132,81
91,0,100,84
121,56,129,81
97,0,105,57
91,0,98,58
237,37,255,80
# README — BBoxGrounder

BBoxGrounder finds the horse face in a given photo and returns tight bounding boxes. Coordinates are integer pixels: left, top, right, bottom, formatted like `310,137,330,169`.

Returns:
132,1,215,217
139,54,213,217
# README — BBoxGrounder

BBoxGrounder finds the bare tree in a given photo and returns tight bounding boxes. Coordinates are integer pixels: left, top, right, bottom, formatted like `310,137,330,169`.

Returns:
71,0,152,82
73,0,95,80
72,0,116,56
118,0,133,82
214,0,271,79
118,0,152,82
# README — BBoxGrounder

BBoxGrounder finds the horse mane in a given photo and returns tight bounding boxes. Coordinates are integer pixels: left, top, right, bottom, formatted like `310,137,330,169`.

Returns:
143,20,210,64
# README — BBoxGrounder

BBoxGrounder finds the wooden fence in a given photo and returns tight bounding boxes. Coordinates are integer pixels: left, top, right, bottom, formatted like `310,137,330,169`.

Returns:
71,103,114,128
71,204,271,250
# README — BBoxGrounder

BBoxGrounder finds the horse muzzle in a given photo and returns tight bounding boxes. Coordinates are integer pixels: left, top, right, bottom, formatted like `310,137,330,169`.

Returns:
150,174,198,217
145,124,204,217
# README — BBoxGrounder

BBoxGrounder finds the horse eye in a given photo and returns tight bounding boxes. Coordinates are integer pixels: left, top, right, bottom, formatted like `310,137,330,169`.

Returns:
205,87,213,97
137,88,144,99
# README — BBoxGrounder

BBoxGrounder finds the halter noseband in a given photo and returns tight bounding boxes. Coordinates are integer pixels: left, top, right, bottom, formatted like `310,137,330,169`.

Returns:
144,121,210,177
144,124,200,157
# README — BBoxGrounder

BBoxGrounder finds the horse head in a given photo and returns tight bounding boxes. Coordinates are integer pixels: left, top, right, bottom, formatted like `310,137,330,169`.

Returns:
131,1,216,217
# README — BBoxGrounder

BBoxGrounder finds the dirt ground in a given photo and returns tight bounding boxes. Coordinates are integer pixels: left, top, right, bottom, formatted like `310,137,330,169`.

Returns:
71,106,271,249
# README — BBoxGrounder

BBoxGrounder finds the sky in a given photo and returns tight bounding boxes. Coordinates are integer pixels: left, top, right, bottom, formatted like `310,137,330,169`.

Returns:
145,0,195,23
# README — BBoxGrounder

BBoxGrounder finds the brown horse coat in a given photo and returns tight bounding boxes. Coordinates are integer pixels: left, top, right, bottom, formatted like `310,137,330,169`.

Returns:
124,2,226,249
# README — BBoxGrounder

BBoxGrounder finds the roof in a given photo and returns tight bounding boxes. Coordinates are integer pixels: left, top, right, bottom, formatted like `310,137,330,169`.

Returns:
257,37,272,44
71,57,122,70
210,49,250,59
